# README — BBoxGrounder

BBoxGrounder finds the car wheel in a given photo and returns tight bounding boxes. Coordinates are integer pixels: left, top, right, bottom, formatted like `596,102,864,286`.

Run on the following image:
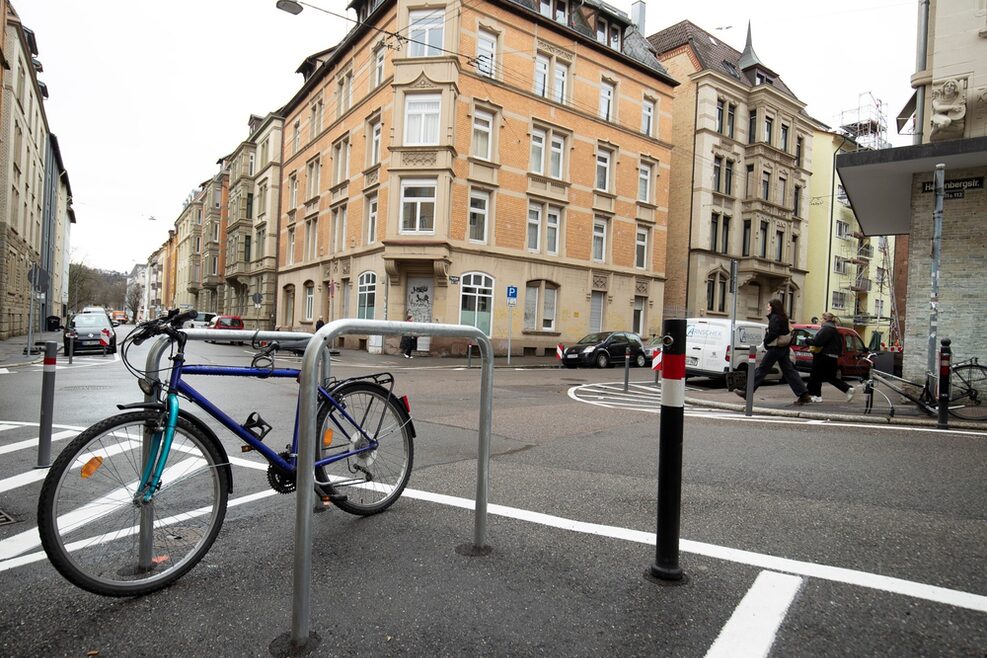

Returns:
635,353,647,368
595,352,610,369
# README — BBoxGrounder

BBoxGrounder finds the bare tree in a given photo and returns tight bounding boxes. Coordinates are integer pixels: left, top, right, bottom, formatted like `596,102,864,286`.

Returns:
126,283,144,321
68,262,100,313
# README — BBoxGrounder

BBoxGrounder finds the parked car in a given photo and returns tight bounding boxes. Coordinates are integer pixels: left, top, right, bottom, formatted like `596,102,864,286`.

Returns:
64,312,117,354
561,331,647,368
790,323,871,379
110,310,129,325
643,335,663,359
683,318,782,387
185,311,217,329
205,315,245,344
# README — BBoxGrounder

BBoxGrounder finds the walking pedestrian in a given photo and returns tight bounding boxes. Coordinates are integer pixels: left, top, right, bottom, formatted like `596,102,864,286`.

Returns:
315,317,325,331
400,314,416,358
806,313,854,402
737,298,811,405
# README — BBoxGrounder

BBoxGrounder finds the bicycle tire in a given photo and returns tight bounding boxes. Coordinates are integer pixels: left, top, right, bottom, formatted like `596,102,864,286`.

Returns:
948,364,987,420
37,411,230,596
315,381,413,516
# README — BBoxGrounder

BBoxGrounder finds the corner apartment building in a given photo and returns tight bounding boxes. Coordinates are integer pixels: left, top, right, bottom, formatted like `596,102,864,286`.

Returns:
199,168,229,314
276,0,676,355
171,190,203,311
649,22,813,322
804,128,897,348
224,113,283,328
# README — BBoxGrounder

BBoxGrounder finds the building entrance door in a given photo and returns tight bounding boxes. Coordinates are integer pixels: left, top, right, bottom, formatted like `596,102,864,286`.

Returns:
407,276,433,352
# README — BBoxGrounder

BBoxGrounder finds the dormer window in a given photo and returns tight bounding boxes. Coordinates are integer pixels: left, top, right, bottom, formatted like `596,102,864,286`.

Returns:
755,70,774,86
722,61,740,79
540,0,568,25
596,16,622,49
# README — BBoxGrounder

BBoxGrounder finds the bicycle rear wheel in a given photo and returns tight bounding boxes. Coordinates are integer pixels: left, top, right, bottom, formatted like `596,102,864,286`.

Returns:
948,364,987,420
315,382,413,515
37,411,230,596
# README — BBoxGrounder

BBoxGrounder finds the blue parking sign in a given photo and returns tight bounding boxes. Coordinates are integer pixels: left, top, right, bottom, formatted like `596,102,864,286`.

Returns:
506,286,517,300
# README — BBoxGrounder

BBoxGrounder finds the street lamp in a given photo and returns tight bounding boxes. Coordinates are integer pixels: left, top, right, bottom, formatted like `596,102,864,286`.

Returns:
276,0,303,15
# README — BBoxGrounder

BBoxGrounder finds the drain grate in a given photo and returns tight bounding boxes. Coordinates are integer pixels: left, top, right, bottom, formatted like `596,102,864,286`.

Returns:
0,510,16,526
63,385,112,391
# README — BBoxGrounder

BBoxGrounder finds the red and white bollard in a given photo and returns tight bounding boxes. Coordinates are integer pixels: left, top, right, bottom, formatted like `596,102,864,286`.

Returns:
556,343,564,368
36,342,57,468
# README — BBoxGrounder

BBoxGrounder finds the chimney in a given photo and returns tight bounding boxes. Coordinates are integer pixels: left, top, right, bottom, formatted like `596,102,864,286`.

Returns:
631,0,646,32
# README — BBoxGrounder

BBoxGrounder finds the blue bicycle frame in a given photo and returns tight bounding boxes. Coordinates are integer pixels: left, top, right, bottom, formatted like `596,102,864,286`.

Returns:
135,359,380,502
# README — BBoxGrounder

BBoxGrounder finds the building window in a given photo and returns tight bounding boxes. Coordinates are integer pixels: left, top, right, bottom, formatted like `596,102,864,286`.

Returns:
599,81,615,121
405,94,440,145
595,147,612,191
524,280,558,331
336,71,353,117
408,9,444,57
874,298,885,318
764,116,773,145
365,193,378,244
283,286,295,325
526,202,562,255
642,99,655,136
713,156,723,191
748,110,757,144
742,220,751,257
706,272,728,313
369,118,382,166
357,271,376,319
793,186,802,217
400,179,436,233
775,230,784,261
716,99,725,133
472,110,493,160
469,190,489,243
758,221,768,258
836,220,851,238
539,0,568,24
293,120,300,153
332,137,350,184
304,218,318,260
527,204,542,252
727,103,736,138
781,124,790,152
289,174,298,207
834,255,850,274
460,272,494,335
635,226,649,269
632,296,647,334
721,216,731,254
638,161,653,202
332,206,347,253
304,283,314,321
310,101,323,137
778,176,786,207
796,136,804,167
476,29,497,77
791,234,799,268
210,256,218,275
530,127,566,178
552,61,568,104
244,235,252,261
535,55,549,97
246,193,254,219
832,291,847,309
724,160,734,196
534,53,568,104
306,158,321,199
373,47,385,87
287,228,296,265
710,213,720,252
761,171,770,200
592,216,608,262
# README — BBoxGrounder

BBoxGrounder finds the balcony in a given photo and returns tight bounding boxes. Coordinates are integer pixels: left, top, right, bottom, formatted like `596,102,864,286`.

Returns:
186,280,201,293
737,256,791,283
202,274,223,288
850,277,872,292
858,244,874,259
225,259,249,279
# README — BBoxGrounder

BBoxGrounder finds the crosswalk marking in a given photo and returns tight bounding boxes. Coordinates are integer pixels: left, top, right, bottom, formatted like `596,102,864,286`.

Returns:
0,429,77,456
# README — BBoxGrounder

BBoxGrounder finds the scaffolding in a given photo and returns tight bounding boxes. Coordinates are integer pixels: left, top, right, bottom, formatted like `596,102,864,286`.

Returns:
838,92,893,151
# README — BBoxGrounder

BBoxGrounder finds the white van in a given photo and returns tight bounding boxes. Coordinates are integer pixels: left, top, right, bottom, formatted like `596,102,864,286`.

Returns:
684,318,782,386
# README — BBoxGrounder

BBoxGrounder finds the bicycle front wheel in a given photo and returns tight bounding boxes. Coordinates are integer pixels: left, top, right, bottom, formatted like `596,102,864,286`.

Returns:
948,364,987,420
37,411,230,596
315,382,413,516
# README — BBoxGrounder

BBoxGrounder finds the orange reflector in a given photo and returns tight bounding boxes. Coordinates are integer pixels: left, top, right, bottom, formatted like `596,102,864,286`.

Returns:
80,456,104,479
151,555,170,565
322,428,333,448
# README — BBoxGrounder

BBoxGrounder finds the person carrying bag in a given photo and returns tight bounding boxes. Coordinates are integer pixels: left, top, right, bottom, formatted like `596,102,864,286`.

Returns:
806,313,854,402
738,298,811,405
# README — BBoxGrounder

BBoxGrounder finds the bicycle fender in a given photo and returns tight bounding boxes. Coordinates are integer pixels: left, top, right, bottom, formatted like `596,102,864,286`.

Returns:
115,402,234,493
390,393,417,439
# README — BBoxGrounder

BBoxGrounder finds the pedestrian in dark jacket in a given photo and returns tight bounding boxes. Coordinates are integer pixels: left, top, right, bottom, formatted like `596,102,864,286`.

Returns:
400,314,416,358
738,298,811,405
806,313,854,402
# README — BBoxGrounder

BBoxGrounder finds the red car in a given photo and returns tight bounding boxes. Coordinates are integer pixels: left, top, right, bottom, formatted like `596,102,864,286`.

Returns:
205,315,245,345
790,323,871,380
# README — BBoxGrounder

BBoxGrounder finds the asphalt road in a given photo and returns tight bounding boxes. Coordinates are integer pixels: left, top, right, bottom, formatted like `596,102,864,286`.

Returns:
0,327,984,656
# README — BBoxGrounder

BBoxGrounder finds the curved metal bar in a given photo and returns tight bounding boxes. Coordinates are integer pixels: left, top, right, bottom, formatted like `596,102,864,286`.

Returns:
292,319,494,650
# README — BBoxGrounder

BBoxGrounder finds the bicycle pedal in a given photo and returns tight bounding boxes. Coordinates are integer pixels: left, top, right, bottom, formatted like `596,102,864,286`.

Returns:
240,445,254,453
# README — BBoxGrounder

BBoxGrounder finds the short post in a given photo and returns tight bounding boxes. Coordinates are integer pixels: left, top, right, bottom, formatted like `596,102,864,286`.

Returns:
652,349,662,387
35,342,57,469
649,319,686,583
937,338,951,429
556,343,564,368
467,342,473,369
744,346,756,417
67,334,74,364
623,347,631,392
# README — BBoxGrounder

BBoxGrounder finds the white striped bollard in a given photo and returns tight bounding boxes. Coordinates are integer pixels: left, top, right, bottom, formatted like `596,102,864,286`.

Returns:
36,341,57,468
649,318,686,584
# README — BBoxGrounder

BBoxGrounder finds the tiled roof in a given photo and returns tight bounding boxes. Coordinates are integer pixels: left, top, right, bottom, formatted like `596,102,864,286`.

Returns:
647,20,799,101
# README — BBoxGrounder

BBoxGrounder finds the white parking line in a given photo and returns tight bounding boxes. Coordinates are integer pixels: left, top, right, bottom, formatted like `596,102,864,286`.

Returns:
0,429,76,456
705,571,804,658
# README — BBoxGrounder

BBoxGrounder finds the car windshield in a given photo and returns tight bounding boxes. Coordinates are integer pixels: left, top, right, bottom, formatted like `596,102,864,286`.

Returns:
576,332,610,344
73,315,109,328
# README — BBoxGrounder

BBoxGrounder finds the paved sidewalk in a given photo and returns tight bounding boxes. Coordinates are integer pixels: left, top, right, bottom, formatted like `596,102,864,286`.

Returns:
0,330,63,368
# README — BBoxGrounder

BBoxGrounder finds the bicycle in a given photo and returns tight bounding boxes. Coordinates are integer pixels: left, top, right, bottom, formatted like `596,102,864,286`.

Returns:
36,309,416,597
860,351,987,421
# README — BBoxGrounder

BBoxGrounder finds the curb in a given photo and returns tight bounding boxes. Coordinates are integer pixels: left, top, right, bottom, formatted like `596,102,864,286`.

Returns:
683,397,986,431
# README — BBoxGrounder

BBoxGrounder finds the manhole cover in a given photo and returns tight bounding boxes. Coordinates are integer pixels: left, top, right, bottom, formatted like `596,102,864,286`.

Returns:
0,510,16,526
63,386,112,391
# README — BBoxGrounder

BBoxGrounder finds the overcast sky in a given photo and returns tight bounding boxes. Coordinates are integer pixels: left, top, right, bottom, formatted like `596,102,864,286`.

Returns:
19,0,918,273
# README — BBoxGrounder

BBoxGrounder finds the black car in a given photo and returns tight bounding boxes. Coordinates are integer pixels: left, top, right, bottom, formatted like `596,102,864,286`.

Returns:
561,331,647,368
64,312,117,354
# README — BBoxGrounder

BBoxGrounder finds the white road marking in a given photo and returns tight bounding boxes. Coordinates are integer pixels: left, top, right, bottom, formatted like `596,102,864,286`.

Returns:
705,571,804,658
0,429,77,456
0,369,9,375
0,424,18,432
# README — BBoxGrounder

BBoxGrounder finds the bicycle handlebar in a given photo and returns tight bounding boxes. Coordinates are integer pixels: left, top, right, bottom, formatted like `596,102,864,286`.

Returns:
131,308,199,346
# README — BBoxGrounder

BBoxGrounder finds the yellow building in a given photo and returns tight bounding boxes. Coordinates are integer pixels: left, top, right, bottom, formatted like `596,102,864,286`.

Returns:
276,0,676,355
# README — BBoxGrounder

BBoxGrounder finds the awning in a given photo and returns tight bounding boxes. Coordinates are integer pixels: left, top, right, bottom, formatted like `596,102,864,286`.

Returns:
896,91,917,133
834,136,987,236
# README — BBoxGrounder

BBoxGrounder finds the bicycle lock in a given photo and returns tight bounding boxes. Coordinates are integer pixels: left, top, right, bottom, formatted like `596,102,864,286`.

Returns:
938,338,951,429
648,318,687,584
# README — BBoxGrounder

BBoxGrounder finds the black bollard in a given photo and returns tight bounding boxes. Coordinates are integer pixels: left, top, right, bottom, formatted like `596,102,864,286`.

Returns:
624,347,630,392
938,338,951,429
649,319,687,584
